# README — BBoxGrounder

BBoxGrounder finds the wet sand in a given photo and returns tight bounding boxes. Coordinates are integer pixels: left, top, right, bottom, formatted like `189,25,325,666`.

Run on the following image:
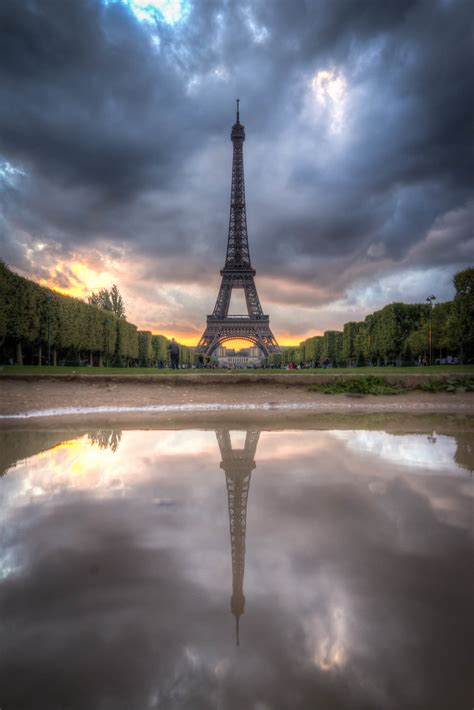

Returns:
0,378,473,427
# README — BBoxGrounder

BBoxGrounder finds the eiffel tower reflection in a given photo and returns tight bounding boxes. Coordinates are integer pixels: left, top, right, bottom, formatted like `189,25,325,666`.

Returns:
216,428,260,645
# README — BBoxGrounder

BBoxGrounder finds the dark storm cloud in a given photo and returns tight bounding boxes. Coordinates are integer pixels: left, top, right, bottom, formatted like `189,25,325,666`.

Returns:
0,0,473,326
0,0,184,193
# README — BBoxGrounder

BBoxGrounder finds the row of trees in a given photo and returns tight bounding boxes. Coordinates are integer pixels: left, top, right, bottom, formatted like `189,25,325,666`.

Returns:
0,262,192,367
2,262,472,369
137,331,194,367
269,268,474,367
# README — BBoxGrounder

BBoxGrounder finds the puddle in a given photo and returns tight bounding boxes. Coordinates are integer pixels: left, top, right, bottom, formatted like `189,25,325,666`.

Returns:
0,417,472,709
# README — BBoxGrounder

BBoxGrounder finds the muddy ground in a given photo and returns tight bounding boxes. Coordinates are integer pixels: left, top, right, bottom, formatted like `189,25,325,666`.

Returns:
1,377,473,422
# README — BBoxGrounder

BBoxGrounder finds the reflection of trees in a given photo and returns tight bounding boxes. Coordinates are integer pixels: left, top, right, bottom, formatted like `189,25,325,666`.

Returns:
454,432,473,473
216,429,260,645
87,430,122,453
0,431,79,477
426,430,474,473
0,429,123,477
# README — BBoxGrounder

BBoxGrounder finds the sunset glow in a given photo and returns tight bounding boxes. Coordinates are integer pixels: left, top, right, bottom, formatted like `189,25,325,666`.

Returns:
34,259,311,345
38,261,117,301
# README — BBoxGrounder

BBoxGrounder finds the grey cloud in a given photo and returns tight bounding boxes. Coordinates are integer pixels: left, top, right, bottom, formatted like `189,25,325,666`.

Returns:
0,0,472,329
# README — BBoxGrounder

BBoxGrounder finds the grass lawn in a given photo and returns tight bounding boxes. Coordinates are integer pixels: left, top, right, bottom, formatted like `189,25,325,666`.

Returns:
1,365,474,375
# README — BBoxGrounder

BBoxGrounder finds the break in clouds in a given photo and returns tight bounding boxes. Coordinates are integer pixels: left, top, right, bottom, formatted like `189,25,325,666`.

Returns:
0,0,473,339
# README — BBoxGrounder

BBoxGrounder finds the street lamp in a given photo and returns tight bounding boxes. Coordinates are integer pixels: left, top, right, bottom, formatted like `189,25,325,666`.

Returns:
47,291,52,366
426,295,436,366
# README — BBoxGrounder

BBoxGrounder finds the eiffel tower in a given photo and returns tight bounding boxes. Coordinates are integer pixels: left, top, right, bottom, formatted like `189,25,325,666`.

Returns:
216,428,260,644
197,101,279,357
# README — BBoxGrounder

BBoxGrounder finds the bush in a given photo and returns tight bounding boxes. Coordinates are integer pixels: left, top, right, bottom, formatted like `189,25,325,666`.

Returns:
309,376,401,395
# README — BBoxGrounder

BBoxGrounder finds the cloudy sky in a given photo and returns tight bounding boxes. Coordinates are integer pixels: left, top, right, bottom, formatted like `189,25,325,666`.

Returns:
1,0,473,344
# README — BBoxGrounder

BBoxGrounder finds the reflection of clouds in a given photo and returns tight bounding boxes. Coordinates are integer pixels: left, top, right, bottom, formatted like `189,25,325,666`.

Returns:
3,436,121,509
310,605,347,671
0,425,472,709
331,430,463,475
241,429,469,478
2,431,219,512
256,430,330,462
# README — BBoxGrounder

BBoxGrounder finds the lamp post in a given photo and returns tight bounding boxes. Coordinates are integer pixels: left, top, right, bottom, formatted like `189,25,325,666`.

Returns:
426,295,436,366
47,291,51,366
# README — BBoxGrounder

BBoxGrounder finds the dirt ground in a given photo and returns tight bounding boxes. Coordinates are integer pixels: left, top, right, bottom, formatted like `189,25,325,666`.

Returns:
1,378,473,419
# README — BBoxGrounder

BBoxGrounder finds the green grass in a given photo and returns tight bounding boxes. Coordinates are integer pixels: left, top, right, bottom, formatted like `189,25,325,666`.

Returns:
417,377,474,393
0,365,178,375
1,364,474,375
309,375,474,395
309,376,402,395
268,365,474,375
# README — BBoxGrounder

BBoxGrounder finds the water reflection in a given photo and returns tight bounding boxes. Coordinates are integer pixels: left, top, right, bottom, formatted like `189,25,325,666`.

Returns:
0,421,472,709
88,429,122,452
217,429,259,644
331,428,468,473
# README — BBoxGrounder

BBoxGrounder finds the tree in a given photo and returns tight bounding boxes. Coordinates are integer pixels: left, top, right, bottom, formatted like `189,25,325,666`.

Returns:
88,288,112,311
431,301,455,354
356,350,366,367
354,322,369,362
88,285,125,319
451,267,474,362
322,330,343,366
369,303,428,364
115,319,138,365
138,330,153,366
0,263,137,367
342,322,360,365
152,335,169,367
405,323,428,360
110,284,126,319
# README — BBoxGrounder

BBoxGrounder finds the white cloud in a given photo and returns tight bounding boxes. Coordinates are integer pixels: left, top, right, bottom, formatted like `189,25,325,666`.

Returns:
118,0,190,25
310,68,348,134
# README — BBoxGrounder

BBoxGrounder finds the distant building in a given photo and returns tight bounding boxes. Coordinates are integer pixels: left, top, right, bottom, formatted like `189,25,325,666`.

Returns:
216,345,263,368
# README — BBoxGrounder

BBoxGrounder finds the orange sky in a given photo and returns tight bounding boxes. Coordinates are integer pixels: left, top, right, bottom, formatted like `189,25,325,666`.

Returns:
38,264,309,347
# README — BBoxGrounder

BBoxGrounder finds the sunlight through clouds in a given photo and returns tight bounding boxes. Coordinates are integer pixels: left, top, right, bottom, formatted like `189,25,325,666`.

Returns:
311,68,348,133
0,159,25,185
109,0,189,25
38,260,118,300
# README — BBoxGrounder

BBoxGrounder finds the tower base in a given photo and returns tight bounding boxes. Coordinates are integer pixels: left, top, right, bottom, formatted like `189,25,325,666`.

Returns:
197,316,279,357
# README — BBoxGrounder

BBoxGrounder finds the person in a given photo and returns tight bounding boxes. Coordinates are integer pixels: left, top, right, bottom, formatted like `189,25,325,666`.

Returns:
169,338,180,369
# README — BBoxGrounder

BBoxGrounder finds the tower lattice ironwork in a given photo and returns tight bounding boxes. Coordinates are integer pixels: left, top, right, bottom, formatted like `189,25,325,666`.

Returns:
216,428,260,645
197,101,279,357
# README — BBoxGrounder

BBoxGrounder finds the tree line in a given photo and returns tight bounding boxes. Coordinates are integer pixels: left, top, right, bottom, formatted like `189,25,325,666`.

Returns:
0,262,193,367
1,262,472,369
137,331,194,368
268,267,474,367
